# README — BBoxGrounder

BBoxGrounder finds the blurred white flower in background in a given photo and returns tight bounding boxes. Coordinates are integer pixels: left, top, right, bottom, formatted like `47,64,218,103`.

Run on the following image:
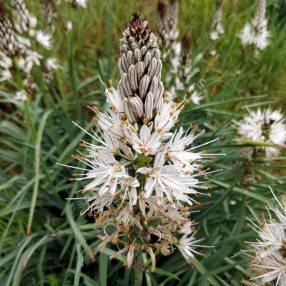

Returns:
0,0,59,97
35,31,52,49
66,21,73,31
236,108,286,158
15,90,28,101
246,191,286,285
210,0,224,42
157,0,204,106
240,0,269,50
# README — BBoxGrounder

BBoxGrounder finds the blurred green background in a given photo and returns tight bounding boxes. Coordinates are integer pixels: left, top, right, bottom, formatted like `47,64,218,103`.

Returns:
1,0,286,285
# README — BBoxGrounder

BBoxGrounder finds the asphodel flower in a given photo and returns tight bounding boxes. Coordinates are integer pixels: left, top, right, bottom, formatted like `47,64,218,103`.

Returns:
239,0,269,51
157,0,203,105
0,0,59,94
235,108,286,158
68,14,215,270
209,0,224,42
245,191,286,285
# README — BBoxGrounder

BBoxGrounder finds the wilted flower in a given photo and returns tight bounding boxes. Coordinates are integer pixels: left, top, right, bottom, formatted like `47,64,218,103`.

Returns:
236,108,286,158
66,14,215,269
239,0,269,50
245,192,286,285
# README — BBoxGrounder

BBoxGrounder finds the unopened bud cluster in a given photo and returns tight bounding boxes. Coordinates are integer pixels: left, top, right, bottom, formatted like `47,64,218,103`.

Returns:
118,15,163,123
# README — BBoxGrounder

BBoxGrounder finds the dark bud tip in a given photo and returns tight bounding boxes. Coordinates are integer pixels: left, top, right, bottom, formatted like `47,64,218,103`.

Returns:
157,0,166,18
0,1,7,18
182,35,192,51
216,0,223,9
129,13,150,38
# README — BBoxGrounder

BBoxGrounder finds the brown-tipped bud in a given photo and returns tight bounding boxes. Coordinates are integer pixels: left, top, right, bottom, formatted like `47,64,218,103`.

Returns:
117,14,164,123
215,0,223,9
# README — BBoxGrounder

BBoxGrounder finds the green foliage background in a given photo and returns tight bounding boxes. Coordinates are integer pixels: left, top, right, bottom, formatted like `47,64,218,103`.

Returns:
1,0,286,285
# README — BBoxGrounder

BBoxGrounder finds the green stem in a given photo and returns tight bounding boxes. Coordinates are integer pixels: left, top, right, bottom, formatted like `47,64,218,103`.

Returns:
134,253,143,286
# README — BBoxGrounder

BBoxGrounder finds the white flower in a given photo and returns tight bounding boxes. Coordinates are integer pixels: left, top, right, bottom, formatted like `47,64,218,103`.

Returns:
16,35,31,51
210,3,224,41
46,58,60,71
66,21,73,31
96,111,124,139
188,85,203,105
209,49,217,56
77,158,129,196
240,24,253,46
236,108,286,158
71,0,88,8
175,77,184,91
239,0,269,50
178,226,201,262
15,90,28,101
35,31,52,49
166,127,202,173
137,151,200,205
125,124,161,156
29,16,37,29
18,50,42,74
106,87,125,114
170,42,182,73
154,101,182,134
246,193,286,285
0,69,12,81
0,52,12,70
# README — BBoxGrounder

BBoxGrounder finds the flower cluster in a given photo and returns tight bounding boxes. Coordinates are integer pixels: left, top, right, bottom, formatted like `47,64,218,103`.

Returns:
239,0,269,51
157,0,203,105
236,108,286,158
246,192,286,285
0,0,58,96
70,14,212,269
